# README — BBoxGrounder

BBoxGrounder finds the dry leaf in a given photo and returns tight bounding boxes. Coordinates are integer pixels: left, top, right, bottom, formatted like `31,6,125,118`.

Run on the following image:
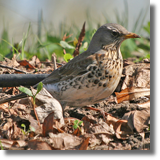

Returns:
81,115,97,133
115,87,150,103
64,117,84,136
73,22,85,57
137,100,150,109
121,62,150,90
18,60,35,69
0,103,16,115
79,137,90,150
122,108,150,132
12,140,27,148
3,57,19,68
29,56,41,68
0,139,14,149
32,88,64,124
64,117,83,125
28,140,52,150
73,128,82,136
1,118,23,140
105,115,133,139
114,120,133,139
82,115,97,124
12,54,20,67
27,115,41,134
0,139,27,150
49,132,82,150
42,112,63,137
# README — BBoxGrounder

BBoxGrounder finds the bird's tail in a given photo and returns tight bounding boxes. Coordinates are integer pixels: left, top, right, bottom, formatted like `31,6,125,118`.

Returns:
0,93,27,104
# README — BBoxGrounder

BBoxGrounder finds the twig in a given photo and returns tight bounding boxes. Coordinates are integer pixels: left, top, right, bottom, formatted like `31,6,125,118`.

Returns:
0,64,28,74
29,95,41,127
62,33,73,41
33,101,41,127
51,53,57,70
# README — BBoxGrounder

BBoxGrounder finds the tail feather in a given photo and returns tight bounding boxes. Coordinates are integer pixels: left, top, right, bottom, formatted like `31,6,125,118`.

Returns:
0,93,27,104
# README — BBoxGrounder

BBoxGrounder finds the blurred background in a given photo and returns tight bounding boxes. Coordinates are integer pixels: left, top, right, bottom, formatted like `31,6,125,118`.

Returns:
0,0,150,61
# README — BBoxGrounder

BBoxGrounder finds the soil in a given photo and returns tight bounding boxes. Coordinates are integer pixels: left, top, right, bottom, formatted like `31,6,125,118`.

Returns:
63,96,150,150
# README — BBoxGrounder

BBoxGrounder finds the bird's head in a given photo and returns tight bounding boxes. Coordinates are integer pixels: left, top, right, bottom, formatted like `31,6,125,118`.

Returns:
88,23,140,52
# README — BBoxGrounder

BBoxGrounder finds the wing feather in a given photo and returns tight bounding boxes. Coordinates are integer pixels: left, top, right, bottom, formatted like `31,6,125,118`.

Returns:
42,52,96,85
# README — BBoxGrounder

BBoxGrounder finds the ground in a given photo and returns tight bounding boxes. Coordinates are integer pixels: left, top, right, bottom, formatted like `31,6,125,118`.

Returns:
0,56,150,150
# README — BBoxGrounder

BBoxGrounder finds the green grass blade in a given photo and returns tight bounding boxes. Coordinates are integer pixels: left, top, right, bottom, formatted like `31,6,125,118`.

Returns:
21,23,31,59
1,39,19,54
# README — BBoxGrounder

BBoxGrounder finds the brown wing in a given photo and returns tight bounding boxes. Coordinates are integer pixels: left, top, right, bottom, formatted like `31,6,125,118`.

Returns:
42,51,97,85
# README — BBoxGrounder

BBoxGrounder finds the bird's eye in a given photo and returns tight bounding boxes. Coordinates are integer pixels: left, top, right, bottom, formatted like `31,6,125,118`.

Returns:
112,31,119,37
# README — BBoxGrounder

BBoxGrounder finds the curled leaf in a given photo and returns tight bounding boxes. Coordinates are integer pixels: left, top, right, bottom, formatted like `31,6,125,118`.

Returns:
115,87,150,103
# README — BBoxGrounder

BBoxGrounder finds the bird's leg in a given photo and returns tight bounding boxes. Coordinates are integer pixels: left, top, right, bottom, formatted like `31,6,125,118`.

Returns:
61,103,67,118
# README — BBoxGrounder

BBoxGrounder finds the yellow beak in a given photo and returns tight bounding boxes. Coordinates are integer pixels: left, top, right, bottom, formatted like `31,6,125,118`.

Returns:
124,32,141,39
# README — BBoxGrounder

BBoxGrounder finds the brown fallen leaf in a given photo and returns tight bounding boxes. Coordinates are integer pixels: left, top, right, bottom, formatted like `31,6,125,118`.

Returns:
81,120,114,146
0,139,26,150
2,87,19,96
49,132,82,150
79,137,90,150
64,117,83,125
28,140,52,150
115,87,150,103
137,100,150,109
3,57,19,68
81,115,98,133
105,115,133,139
18,60,35,69
73,22,85,57
43,112,64,137
32,88,64,124
29,55,41,68
122,108,150,133
81,115,97,124
12,140,27,148
62,117,84,136
12,54,20,68
1,118,22,140
114,120,133,139
121,62,150,90
27,115,41,134
73,128,82,136
0,102,17,116
0,139,14,149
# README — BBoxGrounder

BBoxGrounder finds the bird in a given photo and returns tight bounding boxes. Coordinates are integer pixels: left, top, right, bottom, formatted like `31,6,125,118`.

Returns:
0,23,140,111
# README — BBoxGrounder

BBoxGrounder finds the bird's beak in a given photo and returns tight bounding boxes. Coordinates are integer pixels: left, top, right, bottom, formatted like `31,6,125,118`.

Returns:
124,32,141,39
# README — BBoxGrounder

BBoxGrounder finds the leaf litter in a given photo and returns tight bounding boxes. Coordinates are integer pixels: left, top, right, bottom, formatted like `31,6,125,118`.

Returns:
0,41,150,150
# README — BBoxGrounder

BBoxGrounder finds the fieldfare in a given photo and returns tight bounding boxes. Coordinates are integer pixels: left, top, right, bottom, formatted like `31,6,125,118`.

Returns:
0,23,140,111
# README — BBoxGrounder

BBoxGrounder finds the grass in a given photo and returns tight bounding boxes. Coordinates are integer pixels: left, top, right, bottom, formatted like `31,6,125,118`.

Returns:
0,1,150,62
